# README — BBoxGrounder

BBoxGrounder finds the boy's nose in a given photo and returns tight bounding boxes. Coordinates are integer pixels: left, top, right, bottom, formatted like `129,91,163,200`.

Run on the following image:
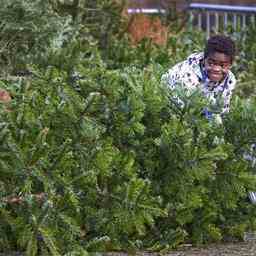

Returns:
211,65,222,72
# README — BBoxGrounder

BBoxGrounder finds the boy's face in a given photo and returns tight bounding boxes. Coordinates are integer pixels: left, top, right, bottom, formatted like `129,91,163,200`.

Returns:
204,52,232,82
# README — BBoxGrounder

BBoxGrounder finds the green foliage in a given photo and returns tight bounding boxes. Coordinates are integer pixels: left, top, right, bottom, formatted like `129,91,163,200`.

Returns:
232,25,256,98
0,0,69,74
0,0,256,254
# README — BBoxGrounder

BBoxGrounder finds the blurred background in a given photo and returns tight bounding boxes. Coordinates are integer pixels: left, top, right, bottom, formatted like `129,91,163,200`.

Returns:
126,0,256,43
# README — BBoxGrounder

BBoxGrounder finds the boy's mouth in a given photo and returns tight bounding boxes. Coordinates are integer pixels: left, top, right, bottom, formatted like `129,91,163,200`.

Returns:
207,71,223,81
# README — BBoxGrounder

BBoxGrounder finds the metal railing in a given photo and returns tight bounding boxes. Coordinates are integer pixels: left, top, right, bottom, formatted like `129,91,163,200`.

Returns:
127,8,166,14
189,3,256,38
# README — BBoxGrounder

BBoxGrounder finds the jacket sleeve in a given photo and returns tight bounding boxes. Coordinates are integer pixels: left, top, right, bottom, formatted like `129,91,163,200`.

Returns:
161,62,189,108
161,62,183,90
222,74,236,114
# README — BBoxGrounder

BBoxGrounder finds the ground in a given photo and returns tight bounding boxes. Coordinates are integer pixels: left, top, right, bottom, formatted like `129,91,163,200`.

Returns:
106,242,256,256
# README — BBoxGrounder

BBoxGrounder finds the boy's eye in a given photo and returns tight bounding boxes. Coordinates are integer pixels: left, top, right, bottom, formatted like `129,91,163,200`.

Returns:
207,59,230,69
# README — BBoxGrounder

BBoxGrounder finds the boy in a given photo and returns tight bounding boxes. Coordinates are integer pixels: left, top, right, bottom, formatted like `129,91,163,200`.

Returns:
162,35,256,204
161,35,236,116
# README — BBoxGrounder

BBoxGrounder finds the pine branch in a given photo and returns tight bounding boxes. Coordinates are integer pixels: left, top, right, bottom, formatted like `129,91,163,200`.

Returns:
2,193,46,205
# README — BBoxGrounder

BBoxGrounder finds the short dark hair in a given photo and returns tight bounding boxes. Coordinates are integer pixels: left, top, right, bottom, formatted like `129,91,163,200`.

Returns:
204,35,236,62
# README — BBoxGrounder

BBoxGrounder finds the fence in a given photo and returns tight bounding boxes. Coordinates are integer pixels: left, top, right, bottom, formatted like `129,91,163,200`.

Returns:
189,3,256,38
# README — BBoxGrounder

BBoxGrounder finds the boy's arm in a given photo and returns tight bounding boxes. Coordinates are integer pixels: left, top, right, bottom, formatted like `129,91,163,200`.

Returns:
161,63,182,90
161,62,190,109
222,74,236,114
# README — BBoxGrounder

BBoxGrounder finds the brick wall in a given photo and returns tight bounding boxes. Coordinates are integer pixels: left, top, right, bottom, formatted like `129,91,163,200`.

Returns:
127,15,168,45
